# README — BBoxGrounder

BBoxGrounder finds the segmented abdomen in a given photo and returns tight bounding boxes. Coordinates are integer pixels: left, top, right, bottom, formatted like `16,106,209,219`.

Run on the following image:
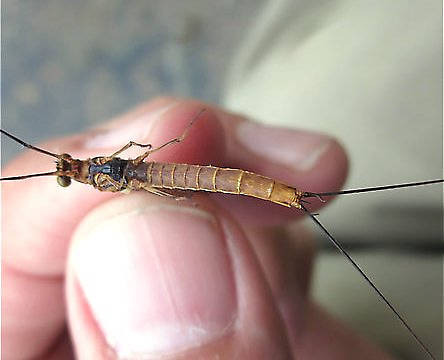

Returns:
127,162,303,208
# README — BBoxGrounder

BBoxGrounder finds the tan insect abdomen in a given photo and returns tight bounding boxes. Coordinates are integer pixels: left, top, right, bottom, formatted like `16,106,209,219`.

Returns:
146,162,303,208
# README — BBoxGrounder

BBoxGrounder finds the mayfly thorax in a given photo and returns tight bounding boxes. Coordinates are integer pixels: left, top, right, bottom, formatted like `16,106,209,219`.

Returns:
1,109,443,360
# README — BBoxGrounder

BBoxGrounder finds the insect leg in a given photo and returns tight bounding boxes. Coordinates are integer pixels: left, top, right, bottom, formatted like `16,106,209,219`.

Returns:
108,141,152,159
143,186,189,200
134,108,206,164
94,174,126,192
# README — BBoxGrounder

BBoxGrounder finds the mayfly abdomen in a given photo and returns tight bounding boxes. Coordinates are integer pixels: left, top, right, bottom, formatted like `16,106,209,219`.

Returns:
142,162,303,208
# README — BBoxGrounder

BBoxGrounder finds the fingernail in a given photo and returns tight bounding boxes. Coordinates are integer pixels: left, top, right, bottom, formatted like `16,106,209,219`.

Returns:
236,121,333,171
72,204,237,358
84,101,179,149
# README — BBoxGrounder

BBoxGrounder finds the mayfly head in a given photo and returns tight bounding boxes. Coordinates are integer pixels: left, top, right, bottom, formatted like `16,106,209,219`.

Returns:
55,153,75,187
0,129,88,187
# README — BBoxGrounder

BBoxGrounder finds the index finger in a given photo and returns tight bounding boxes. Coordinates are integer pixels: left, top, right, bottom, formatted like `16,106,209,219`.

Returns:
207,106,348,225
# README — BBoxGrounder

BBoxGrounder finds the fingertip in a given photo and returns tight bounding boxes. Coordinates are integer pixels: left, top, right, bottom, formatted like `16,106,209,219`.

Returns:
206,113,349,224
224,117,348,193
300,137,348,194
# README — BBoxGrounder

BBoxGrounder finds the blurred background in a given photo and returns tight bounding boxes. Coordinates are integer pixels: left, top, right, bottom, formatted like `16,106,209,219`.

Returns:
2,1,442,359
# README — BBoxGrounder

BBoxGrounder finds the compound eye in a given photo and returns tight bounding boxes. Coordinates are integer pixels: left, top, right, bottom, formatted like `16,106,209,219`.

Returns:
57,175,71,187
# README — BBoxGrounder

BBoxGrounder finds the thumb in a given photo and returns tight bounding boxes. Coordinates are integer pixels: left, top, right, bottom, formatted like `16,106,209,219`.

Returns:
66,193,293,359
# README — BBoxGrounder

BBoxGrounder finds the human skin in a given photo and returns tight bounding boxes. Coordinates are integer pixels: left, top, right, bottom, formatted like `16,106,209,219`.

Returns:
1,98,394,359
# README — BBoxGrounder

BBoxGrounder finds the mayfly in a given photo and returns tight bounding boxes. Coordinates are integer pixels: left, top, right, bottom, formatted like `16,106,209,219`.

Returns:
1,109,443,359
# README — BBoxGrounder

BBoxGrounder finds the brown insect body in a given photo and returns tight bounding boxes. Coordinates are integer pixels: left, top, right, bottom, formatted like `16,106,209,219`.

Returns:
72,155,303,208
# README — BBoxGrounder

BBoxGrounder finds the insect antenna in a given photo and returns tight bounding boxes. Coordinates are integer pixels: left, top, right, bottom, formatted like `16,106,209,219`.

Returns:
303,179,444,198
1,129,60,158
301,204,436,360
0,171,58,181
1,129,61,182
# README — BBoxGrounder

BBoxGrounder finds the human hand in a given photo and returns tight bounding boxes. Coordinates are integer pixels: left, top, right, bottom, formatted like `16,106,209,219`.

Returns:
2,98,394,359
